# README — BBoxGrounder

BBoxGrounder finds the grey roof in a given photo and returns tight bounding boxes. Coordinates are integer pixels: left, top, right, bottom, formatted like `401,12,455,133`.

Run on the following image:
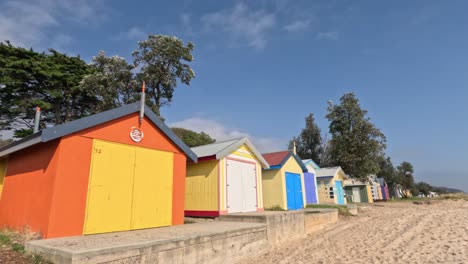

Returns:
191,137,269,168
302,159,320,171
0,102,197,162
316,166,344,178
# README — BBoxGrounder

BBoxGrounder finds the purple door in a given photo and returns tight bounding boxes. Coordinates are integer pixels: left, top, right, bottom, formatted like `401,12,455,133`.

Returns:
304,172,318,204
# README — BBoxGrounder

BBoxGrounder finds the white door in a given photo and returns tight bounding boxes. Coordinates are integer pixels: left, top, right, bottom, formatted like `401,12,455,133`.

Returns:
353,187,361,203
226,159,257,213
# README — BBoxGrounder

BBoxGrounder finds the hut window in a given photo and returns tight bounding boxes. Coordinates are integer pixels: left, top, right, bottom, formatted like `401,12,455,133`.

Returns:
329,187,334,198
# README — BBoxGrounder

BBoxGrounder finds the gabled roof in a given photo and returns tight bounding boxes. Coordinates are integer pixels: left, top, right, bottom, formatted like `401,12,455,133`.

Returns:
262,150,307,172
0,102,197,162
344,179,368,186
302,159,321,170
191,137,269,168
316,166,344,178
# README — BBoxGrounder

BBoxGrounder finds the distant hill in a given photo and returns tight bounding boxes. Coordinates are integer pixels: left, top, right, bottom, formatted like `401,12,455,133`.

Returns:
432,186,465,194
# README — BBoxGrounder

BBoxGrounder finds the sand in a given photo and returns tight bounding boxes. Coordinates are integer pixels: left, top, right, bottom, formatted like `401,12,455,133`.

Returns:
238,200,468,264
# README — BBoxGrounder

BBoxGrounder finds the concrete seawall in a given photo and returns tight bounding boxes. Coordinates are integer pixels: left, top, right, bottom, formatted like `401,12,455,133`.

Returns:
304,209,339,234
219,211,305,244
26,208,346,263
26,222,267,264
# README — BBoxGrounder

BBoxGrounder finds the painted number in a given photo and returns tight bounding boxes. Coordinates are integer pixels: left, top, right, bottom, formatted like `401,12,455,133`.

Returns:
94,148,102,154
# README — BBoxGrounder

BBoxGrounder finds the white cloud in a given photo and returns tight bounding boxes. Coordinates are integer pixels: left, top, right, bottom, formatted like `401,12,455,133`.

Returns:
116,26,147,40
0,0,108,49
316,31,339,40
284,19,312,32
170,117,286,153
201,2,276,49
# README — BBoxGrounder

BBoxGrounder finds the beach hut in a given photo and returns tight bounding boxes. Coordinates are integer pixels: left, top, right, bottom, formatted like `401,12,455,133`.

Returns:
184,138,269,217
316,167,347,205
369,175,383,201
378,177,390,200
0,102,197,238
262,150,307,210
302,159,320,204
344,179,372,203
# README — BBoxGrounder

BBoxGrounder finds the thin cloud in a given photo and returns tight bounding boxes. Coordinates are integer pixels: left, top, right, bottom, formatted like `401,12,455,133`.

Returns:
115,26,147,40
284,19,312,32
170,117,286,153
201,2,276,49
0,0,108,49
316,31,339,40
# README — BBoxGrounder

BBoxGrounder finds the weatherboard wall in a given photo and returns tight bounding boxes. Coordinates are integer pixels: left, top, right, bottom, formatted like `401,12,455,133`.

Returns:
262,156,305,210
0,113,188,238
185,143,264,217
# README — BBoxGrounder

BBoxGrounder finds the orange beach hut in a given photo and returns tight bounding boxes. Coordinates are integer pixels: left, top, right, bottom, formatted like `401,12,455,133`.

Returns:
0,102,197,238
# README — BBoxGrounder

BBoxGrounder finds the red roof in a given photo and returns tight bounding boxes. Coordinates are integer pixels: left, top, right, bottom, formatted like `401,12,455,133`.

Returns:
262,151,291,166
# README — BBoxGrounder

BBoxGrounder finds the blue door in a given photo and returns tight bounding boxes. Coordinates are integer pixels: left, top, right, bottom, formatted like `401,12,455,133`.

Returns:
303,172,318,204
335,181,345,204
285,172,304,210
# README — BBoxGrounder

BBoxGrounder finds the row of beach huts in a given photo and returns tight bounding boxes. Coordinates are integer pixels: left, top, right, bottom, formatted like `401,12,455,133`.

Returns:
0,102,400,239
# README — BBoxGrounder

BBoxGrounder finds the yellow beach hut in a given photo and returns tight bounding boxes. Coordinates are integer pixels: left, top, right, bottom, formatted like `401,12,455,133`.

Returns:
316,166,347,205
262,151,307,210
184,138,269,217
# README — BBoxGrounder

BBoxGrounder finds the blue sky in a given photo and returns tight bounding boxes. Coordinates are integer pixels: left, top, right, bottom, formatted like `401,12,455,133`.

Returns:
1,0,467,192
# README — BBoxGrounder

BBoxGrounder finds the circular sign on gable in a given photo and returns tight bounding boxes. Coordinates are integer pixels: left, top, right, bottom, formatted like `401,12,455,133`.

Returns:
130,127,144,142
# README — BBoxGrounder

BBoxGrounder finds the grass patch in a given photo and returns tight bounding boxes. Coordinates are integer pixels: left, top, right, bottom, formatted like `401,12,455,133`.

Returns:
387,197,425,202
12,242,25,253
184,219,196,224
306,204,352,216
0,233,11,244
265,205,286,211
0,228,51,264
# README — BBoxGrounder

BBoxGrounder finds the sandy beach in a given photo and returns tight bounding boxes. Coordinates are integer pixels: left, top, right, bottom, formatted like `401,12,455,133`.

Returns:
238,200,468,264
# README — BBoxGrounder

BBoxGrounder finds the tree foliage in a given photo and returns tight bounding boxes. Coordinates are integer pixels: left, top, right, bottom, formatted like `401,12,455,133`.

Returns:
288,113,323,164
326,93,386,180
0,136,13,148
171,127,215,147
0,42,96,137
80,51,136,112
395,161,415,198
133,35,195,117
414,181,433,196
377,156,397,187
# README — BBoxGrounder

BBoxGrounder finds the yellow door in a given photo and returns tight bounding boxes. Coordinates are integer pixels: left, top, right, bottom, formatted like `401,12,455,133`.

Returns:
84,140,135,234
131,147,173,229
84,140,175,235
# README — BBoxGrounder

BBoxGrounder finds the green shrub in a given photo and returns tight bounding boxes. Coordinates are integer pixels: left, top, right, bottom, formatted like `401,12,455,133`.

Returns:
265,205,286,211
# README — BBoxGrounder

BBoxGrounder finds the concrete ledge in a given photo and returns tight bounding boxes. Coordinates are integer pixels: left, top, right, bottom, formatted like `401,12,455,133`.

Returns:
218,211,305,244
303,209,339,234
346,204,358,216
26,222,267,264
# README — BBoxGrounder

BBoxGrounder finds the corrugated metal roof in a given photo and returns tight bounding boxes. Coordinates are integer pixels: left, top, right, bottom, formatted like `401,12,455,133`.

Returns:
191,138,239,158
316,166,342,177
302,159,320,170
262,150,307,172
190,137,269,168
262,151,290,166
0,102,198,162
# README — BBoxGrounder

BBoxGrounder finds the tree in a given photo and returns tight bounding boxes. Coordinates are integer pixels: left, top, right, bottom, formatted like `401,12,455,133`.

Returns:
414,181,433,196
0,136,13,148
377,156,397,187
0,42,96,137
133,35,195,117
171,127,215,147
395,161,415,198
80,51,136,112
326,93,386,180
288,113,323,164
